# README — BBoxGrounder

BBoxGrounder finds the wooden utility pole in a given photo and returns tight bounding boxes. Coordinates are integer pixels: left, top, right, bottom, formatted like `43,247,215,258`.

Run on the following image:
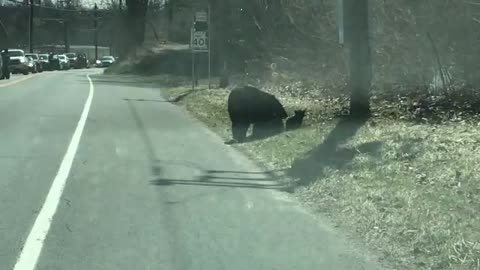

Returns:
117,0,123,56
344,0,372,116
94,3,98,60
64,21,70,53
0,18,9,48
29,0,34,52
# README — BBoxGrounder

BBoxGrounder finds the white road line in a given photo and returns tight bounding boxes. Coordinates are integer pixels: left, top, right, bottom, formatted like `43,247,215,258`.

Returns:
12,74,95,270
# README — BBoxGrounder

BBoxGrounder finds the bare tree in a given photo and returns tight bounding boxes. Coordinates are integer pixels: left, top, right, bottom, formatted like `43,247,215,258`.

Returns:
125,0,148,49
209,0,232,88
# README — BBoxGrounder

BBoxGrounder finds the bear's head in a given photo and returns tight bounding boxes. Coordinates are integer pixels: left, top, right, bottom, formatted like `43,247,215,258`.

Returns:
294,110,306,118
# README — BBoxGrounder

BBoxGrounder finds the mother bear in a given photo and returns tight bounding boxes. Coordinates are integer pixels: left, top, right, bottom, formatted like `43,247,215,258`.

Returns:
227,85,288,143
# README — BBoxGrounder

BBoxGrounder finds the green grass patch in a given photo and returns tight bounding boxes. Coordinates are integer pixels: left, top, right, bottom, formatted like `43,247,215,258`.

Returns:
162,83,480,270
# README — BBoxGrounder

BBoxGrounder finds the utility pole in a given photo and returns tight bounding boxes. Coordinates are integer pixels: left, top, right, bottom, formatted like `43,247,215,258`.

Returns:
344,0,372,116
64,21,69,53
117,0,122,56
94,3,98,60
0,18,9,48
29,0,34,52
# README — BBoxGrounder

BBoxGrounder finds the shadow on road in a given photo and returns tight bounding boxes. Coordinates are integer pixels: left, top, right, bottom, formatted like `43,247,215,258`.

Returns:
287,114,382,187
150,162,291,191
151,178,287,190
123,83,205,104
123,98,169,103
122,89,197,104
169,89,196,103
84,74,189,89
125,98,163,175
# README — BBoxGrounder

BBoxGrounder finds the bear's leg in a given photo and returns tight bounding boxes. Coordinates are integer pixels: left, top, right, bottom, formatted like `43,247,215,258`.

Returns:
269,118,284,135
232,122,249,142
252,118,283,139
251,121,269,139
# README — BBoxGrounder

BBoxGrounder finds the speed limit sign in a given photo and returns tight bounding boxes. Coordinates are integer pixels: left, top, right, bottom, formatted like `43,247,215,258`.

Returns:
191,31,208,52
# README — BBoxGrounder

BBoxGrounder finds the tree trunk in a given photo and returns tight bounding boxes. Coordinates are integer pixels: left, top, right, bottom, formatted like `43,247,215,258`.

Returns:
125,0,148,50
165,0,173,40
209,0,231,88
344,0,372,117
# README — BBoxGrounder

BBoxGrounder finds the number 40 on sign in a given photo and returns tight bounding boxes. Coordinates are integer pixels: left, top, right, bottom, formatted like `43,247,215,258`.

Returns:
192,31,208,51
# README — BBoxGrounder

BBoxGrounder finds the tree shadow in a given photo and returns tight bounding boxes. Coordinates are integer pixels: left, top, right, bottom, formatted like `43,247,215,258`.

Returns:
287,114,382,187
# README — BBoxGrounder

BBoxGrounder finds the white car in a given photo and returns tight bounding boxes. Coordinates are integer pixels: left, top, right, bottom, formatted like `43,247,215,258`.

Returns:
57,54,70,70
8,49,30,75
96,56,115,67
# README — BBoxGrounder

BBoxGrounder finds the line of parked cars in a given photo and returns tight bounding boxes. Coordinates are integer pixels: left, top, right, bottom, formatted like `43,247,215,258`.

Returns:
1,48,93,80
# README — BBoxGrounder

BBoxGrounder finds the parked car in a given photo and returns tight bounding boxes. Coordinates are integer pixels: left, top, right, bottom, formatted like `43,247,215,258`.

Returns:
96,55,115,67
73,53,89,69
25,53,43,73
65,52,77,66
26,56,38,73
8,49,29,75
38,54,50,71
57,54,70,70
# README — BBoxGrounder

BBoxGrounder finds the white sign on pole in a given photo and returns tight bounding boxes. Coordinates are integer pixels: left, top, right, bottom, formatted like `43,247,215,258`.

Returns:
195,11,208,22
192,31,208,51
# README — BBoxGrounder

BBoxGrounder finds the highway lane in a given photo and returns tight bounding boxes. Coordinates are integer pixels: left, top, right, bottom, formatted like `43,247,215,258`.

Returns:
0,70,89,270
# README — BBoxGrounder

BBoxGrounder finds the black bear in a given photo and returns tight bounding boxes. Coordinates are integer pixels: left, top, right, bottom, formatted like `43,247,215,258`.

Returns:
227,85,287,143
285,110,306,131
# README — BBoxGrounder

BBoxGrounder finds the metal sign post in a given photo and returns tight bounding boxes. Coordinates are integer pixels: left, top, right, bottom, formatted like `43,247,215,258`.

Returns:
337,0,345,45
207,3,211,89
191,26,195,91
191,8,210,90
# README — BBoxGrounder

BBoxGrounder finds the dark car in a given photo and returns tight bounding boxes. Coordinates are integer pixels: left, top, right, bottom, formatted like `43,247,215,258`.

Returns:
73,53,89,69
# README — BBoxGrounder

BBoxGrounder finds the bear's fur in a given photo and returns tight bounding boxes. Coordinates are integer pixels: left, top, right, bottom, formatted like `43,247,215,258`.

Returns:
227,86,287,142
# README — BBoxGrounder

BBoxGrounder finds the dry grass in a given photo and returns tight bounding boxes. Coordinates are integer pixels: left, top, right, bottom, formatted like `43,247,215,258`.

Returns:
162,83,480,270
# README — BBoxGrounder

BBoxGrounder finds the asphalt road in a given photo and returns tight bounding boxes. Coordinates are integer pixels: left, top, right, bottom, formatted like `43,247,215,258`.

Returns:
0,69,386,270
